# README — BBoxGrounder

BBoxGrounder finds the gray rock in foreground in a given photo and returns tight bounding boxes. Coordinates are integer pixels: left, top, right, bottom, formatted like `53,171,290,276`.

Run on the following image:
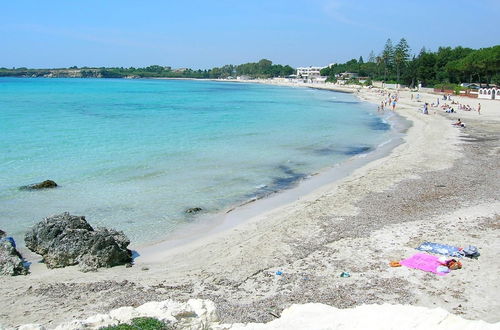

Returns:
24,212,132,272
0,231,29,276
20,180,58,190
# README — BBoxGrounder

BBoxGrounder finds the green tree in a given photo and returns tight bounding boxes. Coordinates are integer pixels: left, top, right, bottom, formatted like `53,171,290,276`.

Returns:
382,39,394,80
394,38,410,83
416,51,437,86
368,50,375,63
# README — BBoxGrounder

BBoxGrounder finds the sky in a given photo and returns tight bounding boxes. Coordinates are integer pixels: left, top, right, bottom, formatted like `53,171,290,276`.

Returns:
1,0,499,69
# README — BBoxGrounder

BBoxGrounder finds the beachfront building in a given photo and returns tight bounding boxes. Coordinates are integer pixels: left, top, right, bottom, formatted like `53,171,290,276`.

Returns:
478,87,499,100
296,66,324,80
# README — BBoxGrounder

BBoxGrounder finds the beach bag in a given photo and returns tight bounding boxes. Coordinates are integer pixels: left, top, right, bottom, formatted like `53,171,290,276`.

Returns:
461,245,480,258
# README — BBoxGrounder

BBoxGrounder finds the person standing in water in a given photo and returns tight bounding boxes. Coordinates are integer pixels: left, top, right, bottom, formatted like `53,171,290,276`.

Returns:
478,103,481,115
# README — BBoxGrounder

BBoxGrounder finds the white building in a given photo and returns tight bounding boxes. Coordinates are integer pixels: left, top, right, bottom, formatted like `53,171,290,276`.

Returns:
296,66,324,79
478,87,499,100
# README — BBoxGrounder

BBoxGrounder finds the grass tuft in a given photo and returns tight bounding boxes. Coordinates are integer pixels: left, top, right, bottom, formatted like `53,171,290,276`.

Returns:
100,317,171,330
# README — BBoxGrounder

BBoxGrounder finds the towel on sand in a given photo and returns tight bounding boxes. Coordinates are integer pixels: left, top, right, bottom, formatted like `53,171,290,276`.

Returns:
416,241,461,257
400,253,449,276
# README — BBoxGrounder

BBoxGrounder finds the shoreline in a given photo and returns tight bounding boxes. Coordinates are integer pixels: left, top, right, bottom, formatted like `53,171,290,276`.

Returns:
133,85,409,257
1,83,499,328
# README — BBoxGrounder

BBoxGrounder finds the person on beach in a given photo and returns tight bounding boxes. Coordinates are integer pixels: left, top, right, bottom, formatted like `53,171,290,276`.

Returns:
478,103,481,115
452,118,465,127
381,101,384,111
392,100,396,111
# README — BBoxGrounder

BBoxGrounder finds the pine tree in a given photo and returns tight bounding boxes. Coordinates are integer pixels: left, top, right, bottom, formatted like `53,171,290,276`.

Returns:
394,38,410,83
368,50,376,63
382,39,394,80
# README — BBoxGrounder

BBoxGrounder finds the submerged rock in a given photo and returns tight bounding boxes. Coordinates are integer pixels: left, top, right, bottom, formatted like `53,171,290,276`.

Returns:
24,212,132,272
20,180,58,190
185,207,203,214
0,231,29,276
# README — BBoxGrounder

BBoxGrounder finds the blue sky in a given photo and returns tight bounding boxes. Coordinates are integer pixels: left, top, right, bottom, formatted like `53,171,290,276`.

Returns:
1,0,499,69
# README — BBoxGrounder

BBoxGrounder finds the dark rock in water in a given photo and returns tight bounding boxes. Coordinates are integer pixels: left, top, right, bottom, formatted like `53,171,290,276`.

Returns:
20,180,58,190
343,145,372,156
185,207,203,214
0,232,29,276
313,147,337,156
24,212,132,272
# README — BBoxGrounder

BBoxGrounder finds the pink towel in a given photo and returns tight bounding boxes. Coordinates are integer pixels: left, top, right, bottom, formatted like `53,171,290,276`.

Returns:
400,253,449,276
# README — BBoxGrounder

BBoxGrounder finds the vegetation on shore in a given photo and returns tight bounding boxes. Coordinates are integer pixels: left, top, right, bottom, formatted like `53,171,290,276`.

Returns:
100,317,170,330
0,59,293,80
320,40,500,87
1,41,498,87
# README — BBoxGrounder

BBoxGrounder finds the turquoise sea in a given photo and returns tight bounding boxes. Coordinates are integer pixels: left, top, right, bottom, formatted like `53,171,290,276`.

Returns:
0,78,393,246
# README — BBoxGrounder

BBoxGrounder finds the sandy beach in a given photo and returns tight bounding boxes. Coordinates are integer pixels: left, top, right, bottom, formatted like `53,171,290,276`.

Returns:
1,83,499,328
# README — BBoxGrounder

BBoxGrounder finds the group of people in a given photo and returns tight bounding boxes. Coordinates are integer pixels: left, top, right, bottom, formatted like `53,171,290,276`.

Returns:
458,103,481,114
377,91,398,112
439,102,480,114
373,89,482,119
447,100,480,113
421,98,481,116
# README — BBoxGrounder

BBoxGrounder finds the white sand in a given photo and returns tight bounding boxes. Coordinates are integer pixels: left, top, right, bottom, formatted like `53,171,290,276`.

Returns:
219,303,500,330
17,300,500,330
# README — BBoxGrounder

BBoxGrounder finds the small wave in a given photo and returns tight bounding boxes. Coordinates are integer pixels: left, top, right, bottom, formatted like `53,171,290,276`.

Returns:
377,139,393,148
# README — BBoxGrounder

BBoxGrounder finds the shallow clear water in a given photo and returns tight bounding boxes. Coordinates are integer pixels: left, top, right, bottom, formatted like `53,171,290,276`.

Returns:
0,78,392,245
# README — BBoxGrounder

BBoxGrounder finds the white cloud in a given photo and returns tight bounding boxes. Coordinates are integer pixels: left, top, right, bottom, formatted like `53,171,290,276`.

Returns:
322,0,357,25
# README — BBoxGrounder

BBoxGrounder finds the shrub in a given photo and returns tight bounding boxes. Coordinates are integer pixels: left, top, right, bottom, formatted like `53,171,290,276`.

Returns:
100,317,171,330
433,83,467,95
347,77,361,85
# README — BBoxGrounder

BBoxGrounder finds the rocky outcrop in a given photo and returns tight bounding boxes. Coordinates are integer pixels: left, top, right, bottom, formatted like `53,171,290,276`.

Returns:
0,230,29,276
24,213,132,272
20,180,58,190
